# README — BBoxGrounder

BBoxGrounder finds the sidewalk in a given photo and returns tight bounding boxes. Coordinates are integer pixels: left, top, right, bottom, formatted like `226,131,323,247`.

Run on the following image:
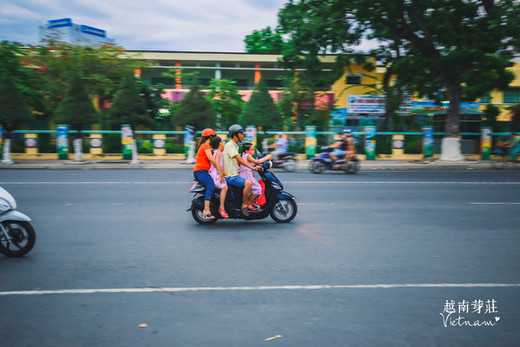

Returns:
0,158,494,170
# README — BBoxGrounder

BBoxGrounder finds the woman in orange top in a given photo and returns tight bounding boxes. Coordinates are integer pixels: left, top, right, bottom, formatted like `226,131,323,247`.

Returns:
193,128,218,219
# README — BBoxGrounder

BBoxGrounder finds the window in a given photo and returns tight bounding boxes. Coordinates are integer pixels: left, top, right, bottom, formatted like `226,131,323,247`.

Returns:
503,88,520,103
234,79,249,88
265,79,282,88
479,92,491,103
151,77,173,86
345,74,362,85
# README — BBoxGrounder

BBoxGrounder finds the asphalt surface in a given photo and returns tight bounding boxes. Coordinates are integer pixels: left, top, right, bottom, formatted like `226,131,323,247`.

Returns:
0,169,519,346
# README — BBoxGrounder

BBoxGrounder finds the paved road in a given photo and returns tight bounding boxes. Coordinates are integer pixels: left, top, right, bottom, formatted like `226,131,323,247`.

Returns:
0,169,519,346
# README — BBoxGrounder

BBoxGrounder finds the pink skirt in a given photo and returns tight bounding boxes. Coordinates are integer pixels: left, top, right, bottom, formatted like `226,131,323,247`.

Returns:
239,170,262,195
209,167,227,189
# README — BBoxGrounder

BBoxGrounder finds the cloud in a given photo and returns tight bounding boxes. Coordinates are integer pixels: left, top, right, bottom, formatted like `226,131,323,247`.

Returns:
0,0,287,51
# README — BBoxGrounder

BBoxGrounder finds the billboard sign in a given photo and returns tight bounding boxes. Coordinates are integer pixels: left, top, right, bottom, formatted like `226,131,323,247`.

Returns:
347,95,385,114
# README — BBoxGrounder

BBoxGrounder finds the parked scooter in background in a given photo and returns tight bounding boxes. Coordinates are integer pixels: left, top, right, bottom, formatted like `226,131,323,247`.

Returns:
0,186,36,257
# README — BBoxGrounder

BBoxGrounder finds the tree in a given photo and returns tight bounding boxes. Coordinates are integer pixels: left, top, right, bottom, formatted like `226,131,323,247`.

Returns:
110,73,149,129
482,104,501,131
54,74,98,160
278,0,520,160
0,41,44,116
0,70,32,164
174,86,216,131
139,81,173,130
245,27,285,54
206,79,245,130
23,40,144,120
239,80,283,130
110,73,149,162
278,76,332,130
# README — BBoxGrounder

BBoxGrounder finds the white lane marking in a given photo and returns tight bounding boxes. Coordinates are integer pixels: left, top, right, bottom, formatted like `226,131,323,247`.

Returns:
1,181,519,185
0,283,519,296
0,181,190,185
295,181,510,185
470,202,520,205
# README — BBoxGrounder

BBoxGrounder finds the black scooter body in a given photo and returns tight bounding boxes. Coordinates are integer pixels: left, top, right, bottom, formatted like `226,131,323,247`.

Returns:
189,161,297,223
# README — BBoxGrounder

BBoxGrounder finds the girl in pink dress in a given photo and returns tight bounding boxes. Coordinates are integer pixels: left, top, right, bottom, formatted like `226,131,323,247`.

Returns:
238,142,272,210
209,137,229,218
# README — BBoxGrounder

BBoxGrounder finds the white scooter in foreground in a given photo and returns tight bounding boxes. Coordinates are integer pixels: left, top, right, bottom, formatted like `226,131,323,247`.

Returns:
0,186,35,257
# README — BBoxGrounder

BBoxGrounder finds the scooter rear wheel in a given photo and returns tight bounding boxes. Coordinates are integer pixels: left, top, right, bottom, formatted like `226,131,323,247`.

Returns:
0,221,36,257
270,199,297,223
309,161,325,174
191,207,218,225
345,161,359,174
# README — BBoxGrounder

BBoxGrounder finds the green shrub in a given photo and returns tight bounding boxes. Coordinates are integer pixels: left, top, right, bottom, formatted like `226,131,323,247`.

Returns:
376,135,392,155
138,140,154,153
404,136,422,154
103,134,121,153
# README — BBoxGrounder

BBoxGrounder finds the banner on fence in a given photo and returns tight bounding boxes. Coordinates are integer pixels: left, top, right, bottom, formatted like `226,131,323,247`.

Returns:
56,125,68,160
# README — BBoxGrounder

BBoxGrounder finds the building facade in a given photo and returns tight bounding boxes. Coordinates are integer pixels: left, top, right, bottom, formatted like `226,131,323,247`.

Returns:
125,50,388,126
479,54,520,121
125,50,520,128
39,18,115,47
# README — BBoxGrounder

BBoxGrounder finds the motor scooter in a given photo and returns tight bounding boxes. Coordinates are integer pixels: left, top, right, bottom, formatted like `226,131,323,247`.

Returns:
188,160,297,224
308,146,360,174
260,149,298,172
0,186,36,257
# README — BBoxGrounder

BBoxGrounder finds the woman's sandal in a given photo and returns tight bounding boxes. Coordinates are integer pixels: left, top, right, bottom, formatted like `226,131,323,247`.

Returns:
218,209,229,219
203,211,215,219
248,204,257,211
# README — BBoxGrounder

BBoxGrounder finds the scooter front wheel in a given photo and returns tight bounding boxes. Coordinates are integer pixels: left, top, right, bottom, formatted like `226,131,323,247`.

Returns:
191,207,218,225
0,221,36,257
283,158,297,172
270,199,297,223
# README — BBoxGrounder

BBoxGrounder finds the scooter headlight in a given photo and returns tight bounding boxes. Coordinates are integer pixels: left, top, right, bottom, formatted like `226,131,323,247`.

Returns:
0,198,13,213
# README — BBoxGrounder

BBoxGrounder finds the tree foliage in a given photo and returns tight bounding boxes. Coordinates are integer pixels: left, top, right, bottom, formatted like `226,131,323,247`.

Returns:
22,40,144,118
0,70,32,136
278,0,520,142
0,41,44,114
239,80,283,129
174,86,216,131
278,75,332,129
54,74,98,136
109,73,149,129
139,81,173,129
206,79,245,129
244,27,285,54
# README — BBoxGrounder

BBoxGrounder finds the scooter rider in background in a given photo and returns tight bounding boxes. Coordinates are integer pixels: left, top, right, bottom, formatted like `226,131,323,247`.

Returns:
268,133,289,162
223,124,259,217
343,129,357,165
328,129,350,168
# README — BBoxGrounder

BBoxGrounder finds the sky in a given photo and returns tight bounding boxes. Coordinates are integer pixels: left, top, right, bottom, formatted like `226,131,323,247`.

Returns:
0,0,290,52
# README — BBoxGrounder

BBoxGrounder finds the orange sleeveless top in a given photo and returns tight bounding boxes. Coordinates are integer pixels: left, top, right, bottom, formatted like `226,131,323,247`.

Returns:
194,142,211,171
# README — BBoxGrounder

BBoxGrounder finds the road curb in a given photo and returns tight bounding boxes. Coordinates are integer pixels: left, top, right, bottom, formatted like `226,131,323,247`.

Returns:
0,160,497,171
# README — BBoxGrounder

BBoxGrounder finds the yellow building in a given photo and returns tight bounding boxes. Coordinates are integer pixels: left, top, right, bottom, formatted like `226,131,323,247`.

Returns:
479,55,520,121
125,50,384,127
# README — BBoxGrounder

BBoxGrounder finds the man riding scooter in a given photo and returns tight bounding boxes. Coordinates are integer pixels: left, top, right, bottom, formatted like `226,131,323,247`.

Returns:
268,133,289,162
328,129,355,169
223,124,259,216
